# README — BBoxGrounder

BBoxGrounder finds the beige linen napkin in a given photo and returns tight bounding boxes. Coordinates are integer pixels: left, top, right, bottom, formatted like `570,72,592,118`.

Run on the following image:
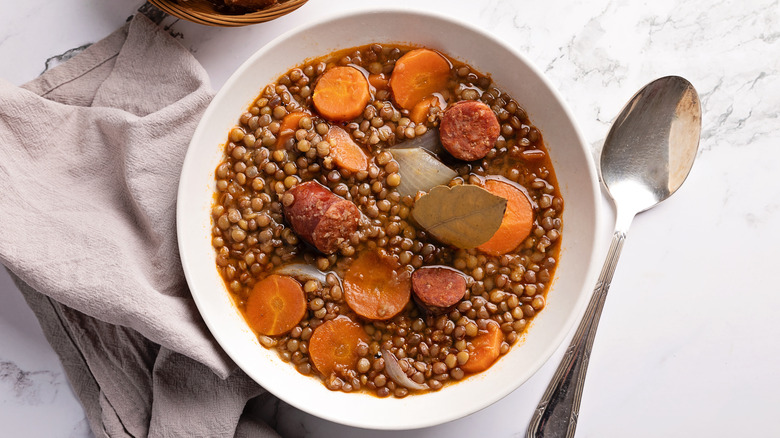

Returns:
0,14,277,438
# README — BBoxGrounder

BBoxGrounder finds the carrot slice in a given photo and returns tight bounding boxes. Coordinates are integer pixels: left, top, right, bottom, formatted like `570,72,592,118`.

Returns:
343,250,411,320
409,95,441,124
461,321,503,373
309,317,369,377
245,275,306,336
389,48,451,110
276,111,307,149
312,66,371,122
325,126,369,173
368,73,389,90
477,179,535,255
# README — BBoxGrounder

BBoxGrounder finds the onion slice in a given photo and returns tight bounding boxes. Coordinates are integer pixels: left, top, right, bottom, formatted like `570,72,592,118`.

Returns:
381,348,429,391
272,263,329,284
391,147,457,198
392,128,443,155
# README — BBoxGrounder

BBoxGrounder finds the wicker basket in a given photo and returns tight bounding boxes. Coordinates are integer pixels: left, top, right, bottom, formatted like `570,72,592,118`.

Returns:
148,0,308,27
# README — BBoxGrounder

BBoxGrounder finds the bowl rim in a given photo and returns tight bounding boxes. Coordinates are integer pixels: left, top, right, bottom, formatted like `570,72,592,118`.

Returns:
177,5,604,429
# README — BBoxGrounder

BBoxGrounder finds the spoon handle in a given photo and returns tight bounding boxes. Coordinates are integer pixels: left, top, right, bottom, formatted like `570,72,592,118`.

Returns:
526,227,629,438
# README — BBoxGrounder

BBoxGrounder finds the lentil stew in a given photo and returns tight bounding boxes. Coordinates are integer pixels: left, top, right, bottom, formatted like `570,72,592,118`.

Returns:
210,43,563,398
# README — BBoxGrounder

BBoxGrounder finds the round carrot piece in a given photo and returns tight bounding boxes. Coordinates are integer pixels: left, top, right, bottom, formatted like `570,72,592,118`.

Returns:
325,126,369,173
477,179,535,255
461,321,503,373
312,66,371,122
245,275,306,336
276,111,307,149
343,250,411,320
390,48,451,110
309,317,369,377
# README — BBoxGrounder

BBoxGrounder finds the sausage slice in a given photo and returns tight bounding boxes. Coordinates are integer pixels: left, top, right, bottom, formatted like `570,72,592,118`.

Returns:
411,266,467,314
283,181,360,254
439,100,500,161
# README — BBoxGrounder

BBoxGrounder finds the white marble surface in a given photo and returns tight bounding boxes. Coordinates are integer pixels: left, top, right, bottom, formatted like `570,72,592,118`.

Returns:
1,0,779,436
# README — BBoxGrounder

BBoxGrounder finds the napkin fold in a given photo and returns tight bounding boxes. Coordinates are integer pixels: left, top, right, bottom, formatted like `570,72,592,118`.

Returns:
0,14,277,438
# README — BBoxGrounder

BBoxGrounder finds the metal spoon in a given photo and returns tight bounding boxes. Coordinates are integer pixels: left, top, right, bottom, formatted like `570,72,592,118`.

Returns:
526,76,702,438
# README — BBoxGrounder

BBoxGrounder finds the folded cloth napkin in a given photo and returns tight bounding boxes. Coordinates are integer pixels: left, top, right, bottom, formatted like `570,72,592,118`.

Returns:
0,14,278,438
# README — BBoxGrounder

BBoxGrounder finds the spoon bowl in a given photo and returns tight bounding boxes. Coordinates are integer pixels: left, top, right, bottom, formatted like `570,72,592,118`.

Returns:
602,77,702,218
527,76,701,437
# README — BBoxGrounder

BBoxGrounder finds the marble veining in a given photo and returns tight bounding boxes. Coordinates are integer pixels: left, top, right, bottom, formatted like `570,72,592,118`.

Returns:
0,360,61,405
42,44,93,75
1,0,779,436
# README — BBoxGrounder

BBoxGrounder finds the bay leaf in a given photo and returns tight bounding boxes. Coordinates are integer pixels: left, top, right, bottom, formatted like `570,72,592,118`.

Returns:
411,184,507,249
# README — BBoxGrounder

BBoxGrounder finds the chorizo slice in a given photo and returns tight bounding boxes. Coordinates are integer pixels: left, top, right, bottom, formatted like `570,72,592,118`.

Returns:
411,266,467,314
439,100,500,161
283,181,360,254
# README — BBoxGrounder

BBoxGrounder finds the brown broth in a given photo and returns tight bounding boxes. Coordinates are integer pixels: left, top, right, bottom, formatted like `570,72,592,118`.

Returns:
210,43,563,397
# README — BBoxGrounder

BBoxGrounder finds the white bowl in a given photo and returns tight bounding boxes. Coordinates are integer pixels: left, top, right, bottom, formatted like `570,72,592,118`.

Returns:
177,7,603,430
